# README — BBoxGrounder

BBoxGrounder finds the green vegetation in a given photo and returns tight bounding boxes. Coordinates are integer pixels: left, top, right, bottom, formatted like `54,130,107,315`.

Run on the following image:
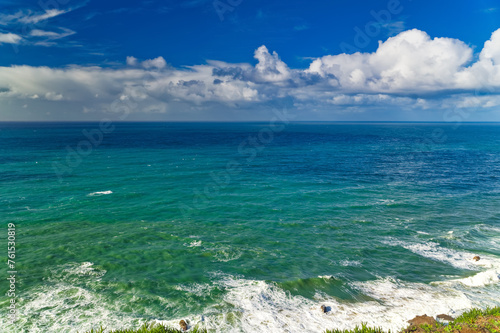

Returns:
325,323,387,333
325,307,500,333
82,322,207,333
454,307,500,324
419,323,437,333
445,307,500,333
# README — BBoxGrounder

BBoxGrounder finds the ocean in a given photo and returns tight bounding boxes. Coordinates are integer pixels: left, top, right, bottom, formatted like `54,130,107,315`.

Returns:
0,122,499,333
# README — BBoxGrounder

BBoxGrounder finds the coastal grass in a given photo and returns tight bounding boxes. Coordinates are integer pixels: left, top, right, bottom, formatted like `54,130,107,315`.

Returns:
325,307,500,333
453,306,500,324
442,306,500,333
82,322,207,333
324,323,387,333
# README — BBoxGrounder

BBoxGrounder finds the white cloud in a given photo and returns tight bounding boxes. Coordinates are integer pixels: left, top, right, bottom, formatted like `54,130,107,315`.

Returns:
126,56,139,66
141,56,167,69
0,8,71,25
0,32,22,44
253,45,291,83
454,29,500,89
328,93,415,107
29,28,76,46
2,28,500,120
45,92,64,101
18,9,71,24
30,29,59,37
0,6,80,48
306,29,473,93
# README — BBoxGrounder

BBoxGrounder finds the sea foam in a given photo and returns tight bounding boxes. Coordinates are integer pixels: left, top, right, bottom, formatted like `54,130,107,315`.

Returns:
2,265,499,333
158,274,477,333
384,239,500,292
3,240,500,333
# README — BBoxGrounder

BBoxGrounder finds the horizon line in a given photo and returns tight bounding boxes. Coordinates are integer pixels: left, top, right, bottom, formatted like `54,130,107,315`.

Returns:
1,120,500,124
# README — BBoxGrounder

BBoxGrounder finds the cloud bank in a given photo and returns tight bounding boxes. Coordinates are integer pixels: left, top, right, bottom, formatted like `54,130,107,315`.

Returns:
2,28,500,120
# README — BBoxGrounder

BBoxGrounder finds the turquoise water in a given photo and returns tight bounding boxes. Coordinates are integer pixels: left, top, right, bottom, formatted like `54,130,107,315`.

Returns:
1,122,499,332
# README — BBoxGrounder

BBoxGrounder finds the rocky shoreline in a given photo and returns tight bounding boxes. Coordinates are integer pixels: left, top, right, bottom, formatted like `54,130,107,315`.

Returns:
401,312,500,333
83,306,500,333
324,307,500,333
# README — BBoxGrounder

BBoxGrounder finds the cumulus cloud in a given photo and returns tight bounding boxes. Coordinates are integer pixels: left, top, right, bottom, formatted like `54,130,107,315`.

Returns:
126,56,168,69
253,45,291,82
306,29,473,93
126,56,139,66
455,29,500,89
140,56,167,69
2,28,500,120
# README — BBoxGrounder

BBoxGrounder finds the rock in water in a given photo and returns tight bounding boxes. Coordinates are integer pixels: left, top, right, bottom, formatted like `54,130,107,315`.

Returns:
407,314,437,326
179,320,188,331
473,256,480,261
437,314,454,321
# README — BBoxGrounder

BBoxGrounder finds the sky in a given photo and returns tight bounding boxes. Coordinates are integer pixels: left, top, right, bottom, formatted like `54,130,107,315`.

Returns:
0,0,500,121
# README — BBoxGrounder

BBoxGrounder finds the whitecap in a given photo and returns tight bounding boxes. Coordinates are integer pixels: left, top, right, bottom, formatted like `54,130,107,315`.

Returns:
447,270,500,287
339,260,362,267
87,190,113,196
184,240,202,247
63,262,106,279
174,283,215,297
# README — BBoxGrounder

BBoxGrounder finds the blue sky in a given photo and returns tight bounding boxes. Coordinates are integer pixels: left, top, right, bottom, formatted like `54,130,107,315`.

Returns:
0,0,500,121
